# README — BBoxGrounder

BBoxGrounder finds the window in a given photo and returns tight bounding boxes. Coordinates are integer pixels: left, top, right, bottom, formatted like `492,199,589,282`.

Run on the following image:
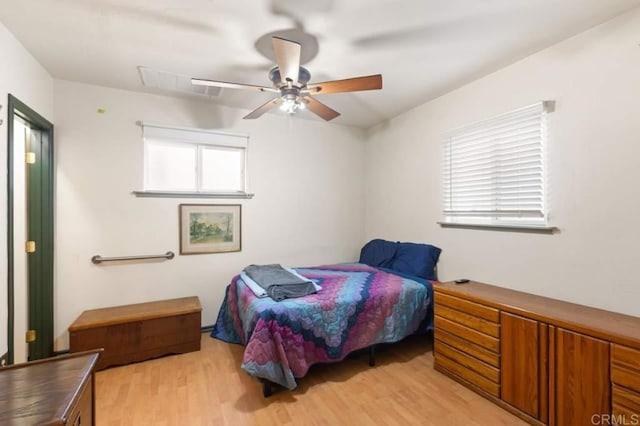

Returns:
442,102,551,228
139,123,251,198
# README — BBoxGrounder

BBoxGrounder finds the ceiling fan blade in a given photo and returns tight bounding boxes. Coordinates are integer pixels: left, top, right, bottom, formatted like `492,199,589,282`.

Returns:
243,97,283,119
272,36,301,84
306,74,382,95
305,97,340,121
255,28,318,65
192,78,277,93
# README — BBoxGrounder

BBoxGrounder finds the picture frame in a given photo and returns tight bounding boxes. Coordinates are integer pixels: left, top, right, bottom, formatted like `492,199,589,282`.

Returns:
179,204,241,255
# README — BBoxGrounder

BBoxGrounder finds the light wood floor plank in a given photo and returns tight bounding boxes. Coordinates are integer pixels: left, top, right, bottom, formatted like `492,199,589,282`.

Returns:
95,333,526,425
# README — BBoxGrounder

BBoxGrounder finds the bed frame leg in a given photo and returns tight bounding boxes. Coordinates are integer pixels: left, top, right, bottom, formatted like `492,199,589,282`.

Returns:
262,380,273,398
369,345,376,367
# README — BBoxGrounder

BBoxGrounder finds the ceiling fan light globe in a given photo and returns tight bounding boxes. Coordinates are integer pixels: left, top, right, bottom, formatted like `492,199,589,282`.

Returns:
279,95,305,115
280,98,295,112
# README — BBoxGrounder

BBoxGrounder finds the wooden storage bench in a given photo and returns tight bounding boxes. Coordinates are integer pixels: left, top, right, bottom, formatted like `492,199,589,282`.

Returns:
69,296,202,370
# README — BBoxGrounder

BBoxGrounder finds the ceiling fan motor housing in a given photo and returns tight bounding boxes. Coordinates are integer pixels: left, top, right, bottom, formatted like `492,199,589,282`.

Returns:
269,66,311,87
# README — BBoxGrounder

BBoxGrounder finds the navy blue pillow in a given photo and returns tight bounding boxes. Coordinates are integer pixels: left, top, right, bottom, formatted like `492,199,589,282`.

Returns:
390,242,441,281
359,239,399,269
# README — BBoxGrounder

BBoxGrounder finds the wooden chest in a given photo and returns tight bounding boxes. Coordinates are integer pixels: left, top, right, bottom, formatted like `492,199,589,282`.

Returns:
69,296,202,370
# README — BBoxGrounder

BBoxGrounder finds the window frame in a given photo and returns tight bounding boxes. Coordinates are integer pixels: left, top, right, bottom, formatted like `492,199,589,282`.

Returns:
439,102,556,233
135,123,253,199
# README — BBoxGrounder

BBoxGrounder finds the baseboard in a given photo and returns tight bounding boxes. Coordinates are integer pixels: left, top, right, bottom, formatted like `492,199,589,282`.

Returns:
0,352,9,367
53,349,70,357
201,324,214,333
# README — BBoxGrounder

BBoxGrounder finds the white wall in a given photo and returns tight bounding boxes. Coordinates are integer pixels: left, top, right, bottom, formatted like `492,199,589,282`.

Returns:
53,80,365,350
365,8,640,317
0,22,54,362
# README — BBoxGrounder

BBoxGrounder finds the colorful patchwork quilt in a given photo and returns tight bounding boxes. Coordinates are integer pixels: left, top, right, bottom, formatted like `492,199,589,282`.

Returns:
211,263,433,389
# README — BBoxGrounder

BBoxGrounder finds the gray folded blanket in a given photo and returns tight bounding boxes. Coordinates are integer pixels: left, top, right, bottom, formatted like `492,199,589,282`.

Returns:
243,264,316,301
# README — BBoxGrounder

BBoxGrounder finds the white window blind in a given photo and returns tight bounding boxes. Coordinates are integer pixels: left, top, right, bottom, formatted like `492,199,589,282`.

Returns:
142,123,248,194
442,102,549,225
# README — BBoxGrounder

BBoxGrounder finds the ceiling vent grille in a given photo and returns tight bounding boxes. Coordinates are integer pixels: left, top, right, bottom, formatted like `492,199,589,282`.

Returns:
138,66,222,97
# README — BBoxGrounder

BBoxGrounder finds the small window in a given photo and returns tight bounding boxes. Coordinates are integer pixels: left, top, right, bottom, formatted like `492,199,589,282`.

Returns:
141,123,248,196
442,102,551,227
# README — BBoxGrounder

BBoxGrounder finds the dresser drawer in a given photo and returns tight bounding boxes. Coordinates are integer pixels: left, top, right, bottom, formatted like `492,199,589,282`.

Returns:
613,344,640,372
612,344,640,393
613,403,640,421
435,316,500,353
435,292,500,322
434,329,500,368
435,341,499,383
435,353,500,397
613,384,640,415
435,304,500,337
612,368,640,394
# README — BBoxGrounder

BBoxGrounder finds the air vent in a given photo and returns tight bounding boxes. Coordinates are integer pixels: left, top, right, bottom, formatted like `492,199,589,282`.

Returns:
138,66,222,97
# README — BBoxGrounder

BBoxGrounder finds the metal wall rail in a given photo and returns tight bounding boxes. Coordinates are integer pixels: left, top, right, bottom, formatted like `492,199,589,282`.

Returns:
91,251,175,264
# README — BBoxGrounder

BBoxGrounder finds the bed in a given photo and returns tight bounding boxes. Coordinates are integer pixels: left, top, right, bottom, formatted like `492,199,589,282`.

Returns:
211,240,441,394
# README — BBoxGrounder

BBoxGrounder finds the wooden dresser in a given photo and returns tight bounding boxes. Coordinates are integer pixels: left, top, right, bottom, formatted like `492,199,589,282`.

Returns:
433,281,640,426
0,350,100,425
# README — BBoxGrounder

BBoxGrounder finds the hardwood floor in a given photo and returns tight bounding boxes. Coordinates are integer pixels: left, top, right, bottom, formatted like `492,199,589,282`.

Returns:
95,333,526,425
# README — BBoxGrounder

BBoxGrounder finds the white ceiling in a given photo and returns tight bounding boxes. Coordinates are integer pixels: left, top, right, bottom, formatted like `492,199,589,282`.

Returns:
1,0,639,128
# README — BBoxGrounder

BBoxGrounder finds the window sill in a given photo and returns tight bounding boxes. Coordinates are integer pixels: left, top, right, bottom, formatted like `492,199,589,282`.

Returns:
438,221,557,234
132,190,254,199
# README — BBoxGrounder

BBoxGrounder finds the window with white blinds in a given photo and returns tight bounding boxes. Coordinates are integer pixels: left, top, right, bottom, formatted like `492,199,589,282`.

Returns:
442,102,549,226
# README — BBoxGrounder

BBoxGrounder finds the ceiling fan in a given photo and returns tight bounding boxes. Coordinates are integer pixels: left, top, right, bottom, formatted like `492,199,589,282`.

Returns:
192,37,382,121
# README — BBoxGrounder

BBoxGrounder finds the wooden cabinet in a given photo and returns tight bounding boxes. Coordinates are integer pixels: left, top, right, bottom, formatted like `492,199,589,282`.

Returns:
0,350,100,425
433,281,640,426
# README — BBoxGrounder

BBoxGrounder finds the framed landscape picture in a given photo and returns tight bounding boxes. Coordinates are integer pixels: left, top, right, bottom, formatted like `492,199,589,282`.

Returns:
179,204,241,255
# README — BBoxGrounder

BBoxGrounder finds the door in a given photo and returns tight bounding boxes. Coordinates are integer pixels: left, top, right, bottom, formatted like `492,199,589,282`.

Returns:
26,124,54,360
553,327,610,426
8,95,54,362
501,312,549,422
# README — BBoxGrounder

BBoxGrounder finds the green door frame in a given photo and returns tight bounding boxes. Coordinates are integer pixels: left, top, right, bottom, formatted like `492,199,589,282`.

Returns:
7,94,54,363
